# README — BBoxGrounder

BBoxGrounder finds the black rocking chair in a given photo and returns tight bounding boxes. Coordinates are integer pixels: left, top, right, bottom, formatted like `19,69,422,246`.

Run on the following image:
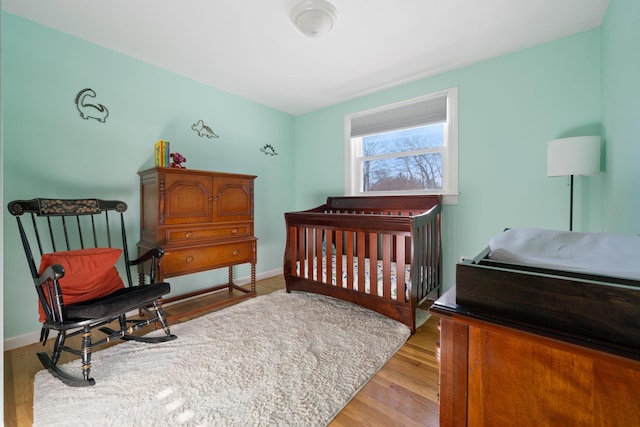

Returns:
7,198,177,387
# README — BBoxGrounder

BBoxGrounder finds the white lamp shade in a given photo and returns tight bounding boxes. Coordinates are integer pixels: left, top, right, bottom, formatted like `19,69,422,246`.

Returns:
547,136,601,177
292,0,337,38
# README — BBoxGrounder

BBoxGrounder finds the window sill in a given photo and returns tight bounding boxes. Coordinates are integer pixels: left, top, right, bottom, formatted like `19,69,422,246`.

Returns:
442,193,459,205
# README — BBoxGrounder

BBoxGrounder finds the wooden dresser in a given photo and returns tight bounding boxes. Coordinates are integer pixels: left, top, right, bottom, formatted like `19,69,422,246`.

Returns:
137,167,257,320
430,286,640,427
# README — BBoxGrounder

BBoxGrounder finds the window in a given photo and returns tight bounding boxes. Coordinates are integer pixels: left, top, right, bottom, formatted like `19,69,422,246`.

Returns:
345,87,458,203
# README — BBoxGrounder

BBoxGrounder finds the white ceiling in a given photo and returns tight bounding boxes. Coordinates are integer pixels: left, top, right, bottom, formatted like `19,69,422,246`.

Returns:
2,0,609,116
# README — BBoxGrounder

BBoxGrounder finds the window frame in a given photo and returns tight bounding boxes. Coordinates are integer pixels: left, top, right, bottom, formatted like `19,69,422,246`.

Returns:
344,87,459,204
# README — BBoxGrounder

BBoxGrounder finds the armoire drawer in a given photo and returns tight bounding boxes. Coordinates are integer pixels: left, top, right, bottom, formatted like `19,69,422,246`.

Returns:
164,224,252,244
162,240,256,276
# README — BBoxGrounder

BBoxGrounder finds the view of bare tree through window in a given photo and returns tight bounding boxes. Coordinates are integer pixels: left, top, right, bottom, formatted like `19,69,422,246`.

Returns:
361,123,444,192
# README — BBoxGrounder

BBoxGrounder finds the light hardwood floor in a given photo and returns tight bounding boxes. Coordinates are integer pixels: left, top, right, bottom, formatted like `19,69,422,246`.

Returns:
4,275,440,426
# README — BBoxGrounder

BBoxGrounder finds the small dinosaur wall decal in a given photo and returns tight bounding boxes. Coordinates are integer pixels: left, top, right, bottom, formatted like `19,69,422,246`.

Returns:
191,120,219,138
75,88,109,123
260,144,278,156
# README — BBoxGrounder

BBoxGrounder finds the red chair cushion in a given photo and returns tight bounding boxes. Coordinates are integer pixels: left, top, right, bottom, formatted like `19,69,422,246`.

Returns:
38,248,125,321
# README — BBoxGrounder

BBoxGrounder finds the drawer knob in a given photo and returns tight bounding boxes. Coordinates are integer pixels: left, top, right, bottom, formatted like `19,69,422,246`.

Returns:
232,249,240,256
231,228,238,234
185,256,194,263
185,231,193,239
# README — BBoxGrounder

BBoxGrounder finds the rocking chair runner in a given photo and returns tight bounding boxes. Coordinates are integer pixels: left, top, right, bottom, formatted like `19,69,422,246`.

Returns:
7,198,177,387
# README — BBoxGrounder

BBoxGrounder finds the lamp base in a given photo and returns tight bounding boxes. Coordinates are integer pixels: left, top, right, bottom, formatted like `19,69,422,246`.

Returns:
569,174,574,231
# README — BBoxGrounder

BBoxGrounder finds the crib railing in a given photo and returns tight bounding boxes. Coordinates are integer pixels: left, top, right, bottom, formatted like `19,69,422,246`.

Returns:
290,220,412,301
283,196,441,330
411,206,442,304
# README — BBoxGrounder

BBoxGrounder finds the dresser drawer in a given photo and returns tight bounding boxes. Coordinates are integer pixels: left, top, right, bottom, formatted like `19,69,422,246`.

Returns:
162,240,256,276
164,224,252,244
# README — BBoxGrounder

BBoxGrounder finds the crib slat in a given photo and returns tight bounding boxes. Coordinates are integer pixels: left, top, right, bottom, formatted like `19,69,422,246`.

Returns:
425,224,432,295
415,224,424,298
345,231,354,290
315,228,322,282
369,233,378,297
382,234,391,298
426,222,433,291
294,226,301,277
326,229,333,286
423,223,430,296
357,231,366,293
335,231,343,287
396,234,406,302
289,226,297,276
306,228,314,279
427,224,433,293
435,222,441,287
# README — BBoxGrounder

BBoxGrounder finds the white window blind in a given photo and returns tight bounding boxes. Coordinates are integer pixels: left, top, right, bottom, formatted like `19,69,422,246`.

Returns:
350,94,447,138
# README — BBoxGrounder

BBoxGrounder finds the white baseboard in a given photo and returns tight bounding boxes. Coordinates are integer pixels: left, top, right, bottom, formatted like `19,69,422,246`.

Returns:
4,330,42,352
3,269,283,351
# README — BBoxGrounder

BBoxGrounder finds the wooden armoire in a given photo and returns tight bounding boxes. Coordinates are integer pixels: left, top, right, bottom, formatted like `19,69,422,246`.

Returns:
137,167,257,320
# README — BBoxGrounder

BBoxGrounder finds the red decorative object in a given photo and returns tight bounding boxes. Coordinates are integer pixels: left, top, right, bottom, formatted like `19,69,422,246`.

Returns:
170,152,187,168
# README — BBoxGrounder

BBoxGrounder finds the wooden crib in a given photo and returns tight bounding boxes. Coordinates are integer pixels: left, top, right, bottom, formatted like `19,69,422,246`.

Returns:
283,195,442,333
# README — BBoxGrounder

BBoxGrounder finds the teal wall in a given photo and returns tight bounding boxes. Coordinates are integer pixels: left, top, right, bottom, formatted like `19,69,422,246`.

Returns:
294,29,603,293
4,0,639,342
601,0,640,233
2,13,295,339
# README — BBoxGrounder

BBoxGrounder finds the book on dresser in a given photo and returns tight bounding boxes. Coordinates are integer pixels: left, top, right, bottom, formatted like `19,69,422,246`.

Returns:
137,167,257,321
153,140,170,167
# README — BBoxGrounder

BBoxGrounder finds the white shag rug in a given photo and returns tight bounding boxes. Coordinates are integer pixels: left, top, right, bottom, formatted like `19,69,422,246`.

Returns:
33,290,411,427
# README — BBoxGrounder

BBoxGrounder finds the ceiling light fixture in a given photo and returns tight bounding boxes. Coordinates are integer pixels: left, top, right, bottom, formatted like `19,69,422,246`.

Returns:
291,0,337,38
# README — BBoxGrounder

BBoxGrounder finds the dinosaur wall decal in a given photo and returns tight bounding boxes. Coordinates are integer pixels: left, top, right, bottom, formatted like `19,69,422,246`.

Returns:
75,88,109,123
191,120,219,138
260,144,278,156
